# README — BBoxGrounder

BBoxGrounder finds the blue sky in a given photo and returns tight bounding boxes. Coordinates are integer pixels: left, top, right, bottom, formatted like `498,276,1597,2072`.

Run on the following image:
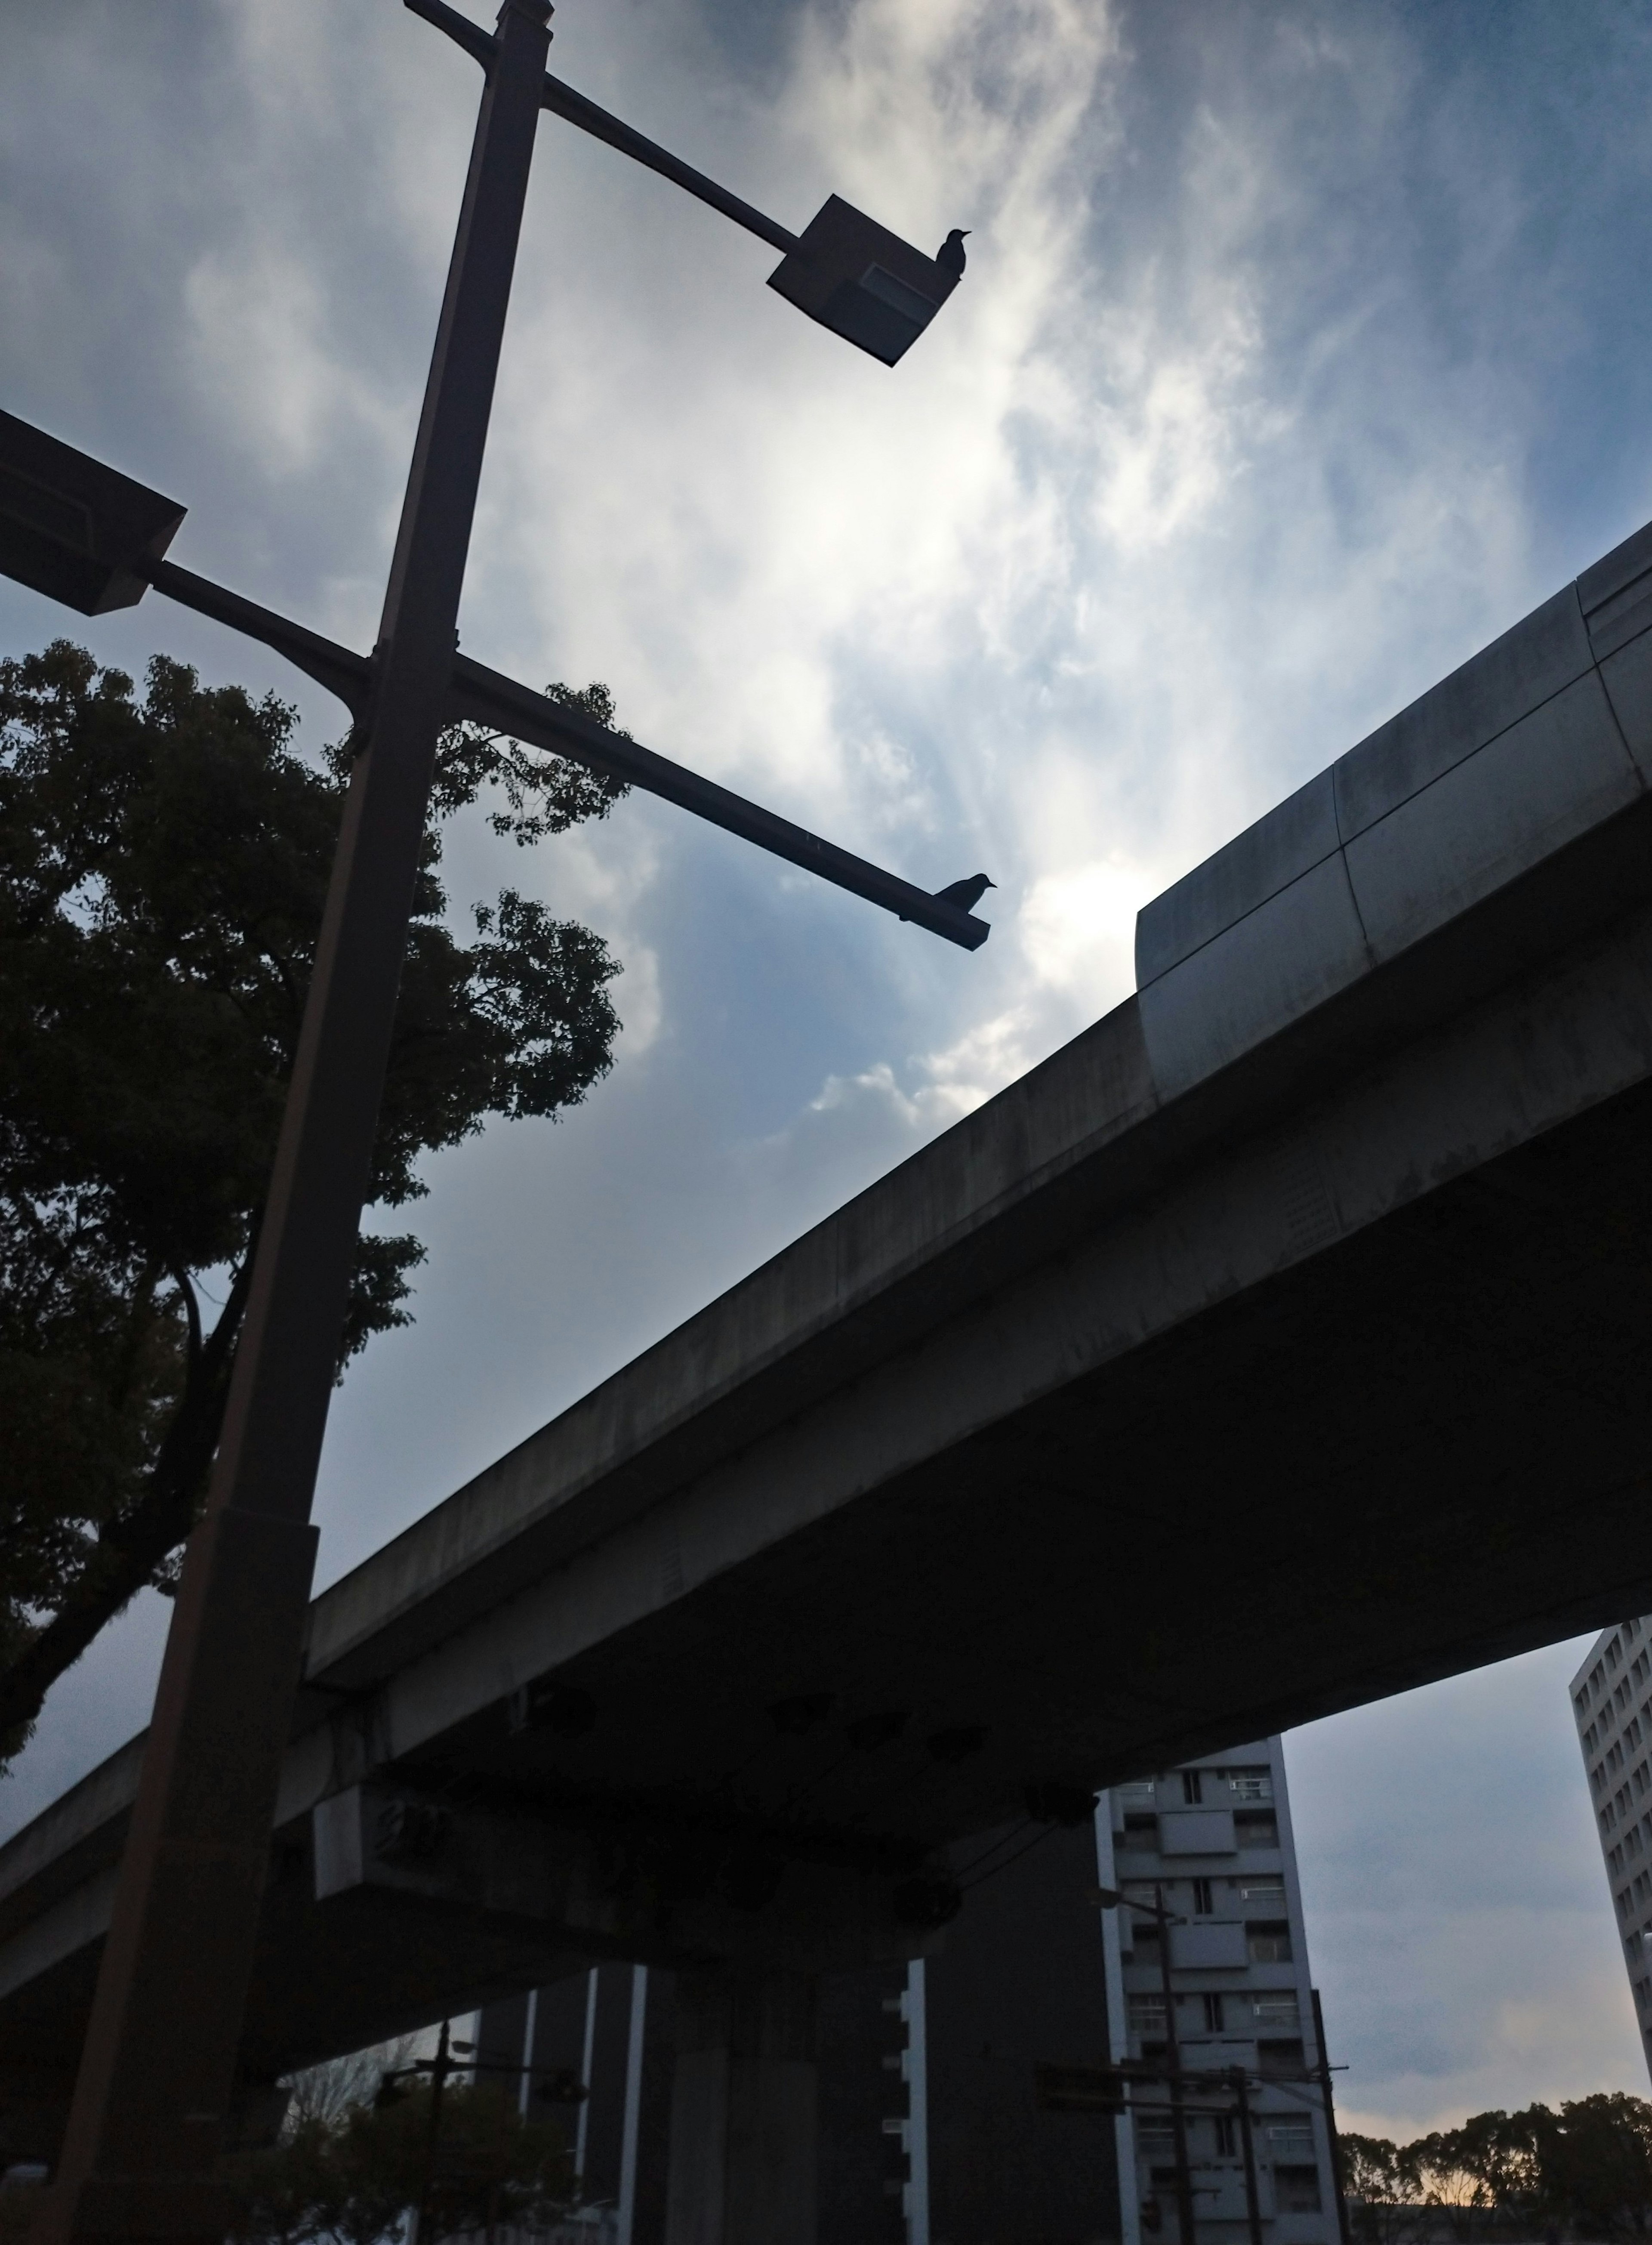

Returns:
3,0,1650,2133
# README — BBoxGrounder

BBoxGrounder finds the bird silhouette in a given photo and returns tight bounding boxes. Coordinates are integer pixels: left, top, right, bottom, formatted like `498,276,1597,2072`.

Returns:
936,229,971,279
933,874,995,912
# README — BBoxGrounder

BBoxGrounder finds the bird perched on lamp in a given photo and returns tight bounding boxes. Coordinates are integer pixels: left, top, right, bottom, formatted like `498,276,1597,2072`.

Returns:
900,874,994,925
937,229,971,279
933,874,994,912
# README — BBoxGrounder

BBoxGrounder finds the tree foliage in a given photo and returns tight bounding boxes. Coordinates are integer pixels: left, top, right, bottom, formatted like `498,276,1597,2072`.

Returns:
223,2080,574,2244
0,640,628,1762
1343,2095,1652,2241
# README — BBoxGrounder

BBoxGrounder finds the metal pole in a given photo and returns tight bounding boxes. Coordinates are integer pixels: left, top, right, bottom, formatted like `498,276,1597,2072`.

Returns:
574,1966,598,2182
615,1965,648,2245
413,2017,456,2245
1312,1988,1353,2245
1230,2069,1264,2245
1153,1881,1200,2245
32,8,553,2237
519,1986,541,2122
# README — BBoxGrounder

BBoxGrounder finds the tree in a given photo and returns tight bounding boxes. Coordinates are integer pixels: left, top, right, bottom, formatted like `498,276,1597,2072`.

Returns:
0,639,629,1763
280,2038,425,2134
223,2081,574,2245
1341,2098,1652,2244
1529,2094,1652,2238
1342,2131,1422,2245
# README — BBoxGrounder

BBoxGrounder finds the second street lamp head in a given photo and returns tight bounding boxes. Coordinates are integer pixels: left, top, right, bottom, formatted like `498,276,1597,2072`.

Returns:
767,195,967,366
0,408,184,616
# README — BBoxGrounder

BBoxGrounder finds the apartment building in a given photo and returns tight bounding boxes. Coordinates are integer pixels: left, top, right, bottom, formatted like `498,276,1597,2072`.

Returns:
1569,1615,1652,2084
1102,1738,1342,2245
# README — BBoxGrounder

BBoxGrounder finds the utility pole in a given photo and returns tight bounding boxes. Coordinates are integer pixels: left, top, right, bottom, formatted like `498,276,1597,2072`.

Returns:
1153,1881,1200,2245
413,2017,463,2245
1312,1988,1353,2245
1227,2067,1264,2245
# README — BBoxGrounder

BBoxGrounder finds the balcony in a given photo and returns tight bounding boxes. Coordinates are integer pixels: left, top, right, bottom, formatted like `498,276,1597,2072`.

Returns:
1159,1809,1238,1856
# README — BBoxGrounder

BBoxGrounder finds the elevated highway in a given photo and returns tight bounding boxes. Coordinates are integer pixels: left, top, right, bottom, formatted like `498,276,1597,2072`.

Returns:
9,518,1652,2199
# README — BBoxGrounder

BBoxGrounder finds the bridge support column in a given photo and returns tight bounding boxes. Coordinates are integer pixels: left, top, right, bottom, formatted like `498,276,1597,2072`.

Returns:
665,1967,818,2245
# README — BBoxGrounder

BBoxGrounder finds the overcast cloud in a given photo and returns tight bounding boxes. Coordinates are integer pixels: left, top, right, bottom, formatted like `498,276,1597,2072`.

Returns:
4,0,1651,2131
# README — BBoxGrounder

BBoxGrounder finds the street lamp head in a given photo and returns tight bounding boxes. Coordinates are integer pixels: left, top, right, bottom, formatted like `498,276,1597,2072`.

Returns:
767,195,965,367
0,408,184,615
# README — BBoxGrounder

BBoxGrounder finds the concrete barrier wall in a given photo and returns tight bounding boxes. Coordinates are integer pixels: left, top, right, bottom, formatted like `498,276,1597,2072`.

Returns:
1135,522,1652,1097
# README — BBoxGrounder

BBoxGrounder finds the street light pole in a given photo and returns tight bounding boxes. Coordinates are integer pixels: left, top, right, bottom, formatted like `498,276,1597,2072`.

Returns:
12,3,985,2230
34,6,556,2236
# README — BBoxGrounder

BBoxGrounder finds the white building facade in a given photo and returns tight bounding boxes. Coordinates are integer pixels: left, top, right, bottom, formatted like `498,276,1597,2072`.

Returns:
1097,1737,1343,2245
1569,1615,1652,2085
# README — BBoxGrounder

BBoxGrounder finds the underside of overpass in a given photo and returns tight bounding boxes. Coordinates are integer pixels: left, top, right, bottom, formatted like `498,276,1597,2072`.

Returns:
9,516,1652,2174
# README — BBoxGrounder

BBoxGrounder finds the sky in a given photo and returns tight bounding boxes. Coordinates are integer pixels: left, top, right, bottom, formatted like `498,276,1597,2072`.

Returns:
3,0,1652,2137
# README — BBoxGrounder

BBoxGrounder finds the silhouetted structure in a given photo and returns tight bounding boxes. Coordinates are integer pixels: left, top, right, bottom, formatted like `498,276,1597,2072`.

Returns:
480,1820,1121,2245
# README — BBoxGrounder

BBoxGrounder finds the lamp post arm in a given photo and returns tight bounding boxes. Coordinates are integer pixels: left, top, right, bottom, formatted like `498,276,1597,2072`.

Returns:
539,71,801,256
448,651,989,948
404,0,497,70
135,555,987,950
141,557,373,715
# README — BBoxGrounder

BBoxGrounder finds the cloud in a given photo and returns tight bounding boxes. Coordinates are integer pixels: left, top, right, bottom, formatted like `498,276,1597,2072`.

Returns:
1288,1641,1647,2134
8,0,1652,2124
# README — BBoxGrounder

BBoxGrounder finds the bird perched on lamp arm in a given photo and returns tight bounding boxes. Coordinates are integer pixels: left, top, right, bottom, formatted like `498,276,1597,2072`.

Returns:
931,874,994,912
937,228,971,278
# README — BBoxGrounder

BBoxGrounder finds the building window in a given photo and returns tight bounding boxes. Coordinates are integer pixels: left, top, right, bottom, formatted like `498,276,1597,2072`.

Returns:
1257,2039,1307,2075
1228,1769,1273,1802
1276,2164,1324,2211
1139,2121,1177,2155
1236,1812,1279,1848
1248,1922,1293,1963
1183,1770,1204,1806
1236,1875,1286,1905
1578,1691,1593,1718
1609,1640,1622,1671
1252,1992,1301,2028
1193,1878,1214,1915
1269,2122,1317,2156
1119,1779,1156,1804
1129,1993,1168,2033
1213,2115,1238,2156
1202,1993,1225,2032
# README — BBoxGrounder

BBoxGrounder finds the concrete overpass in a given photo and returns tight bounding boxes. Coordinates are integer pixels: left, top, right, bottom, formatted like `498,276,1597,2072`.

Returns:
9,517,1652,2226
